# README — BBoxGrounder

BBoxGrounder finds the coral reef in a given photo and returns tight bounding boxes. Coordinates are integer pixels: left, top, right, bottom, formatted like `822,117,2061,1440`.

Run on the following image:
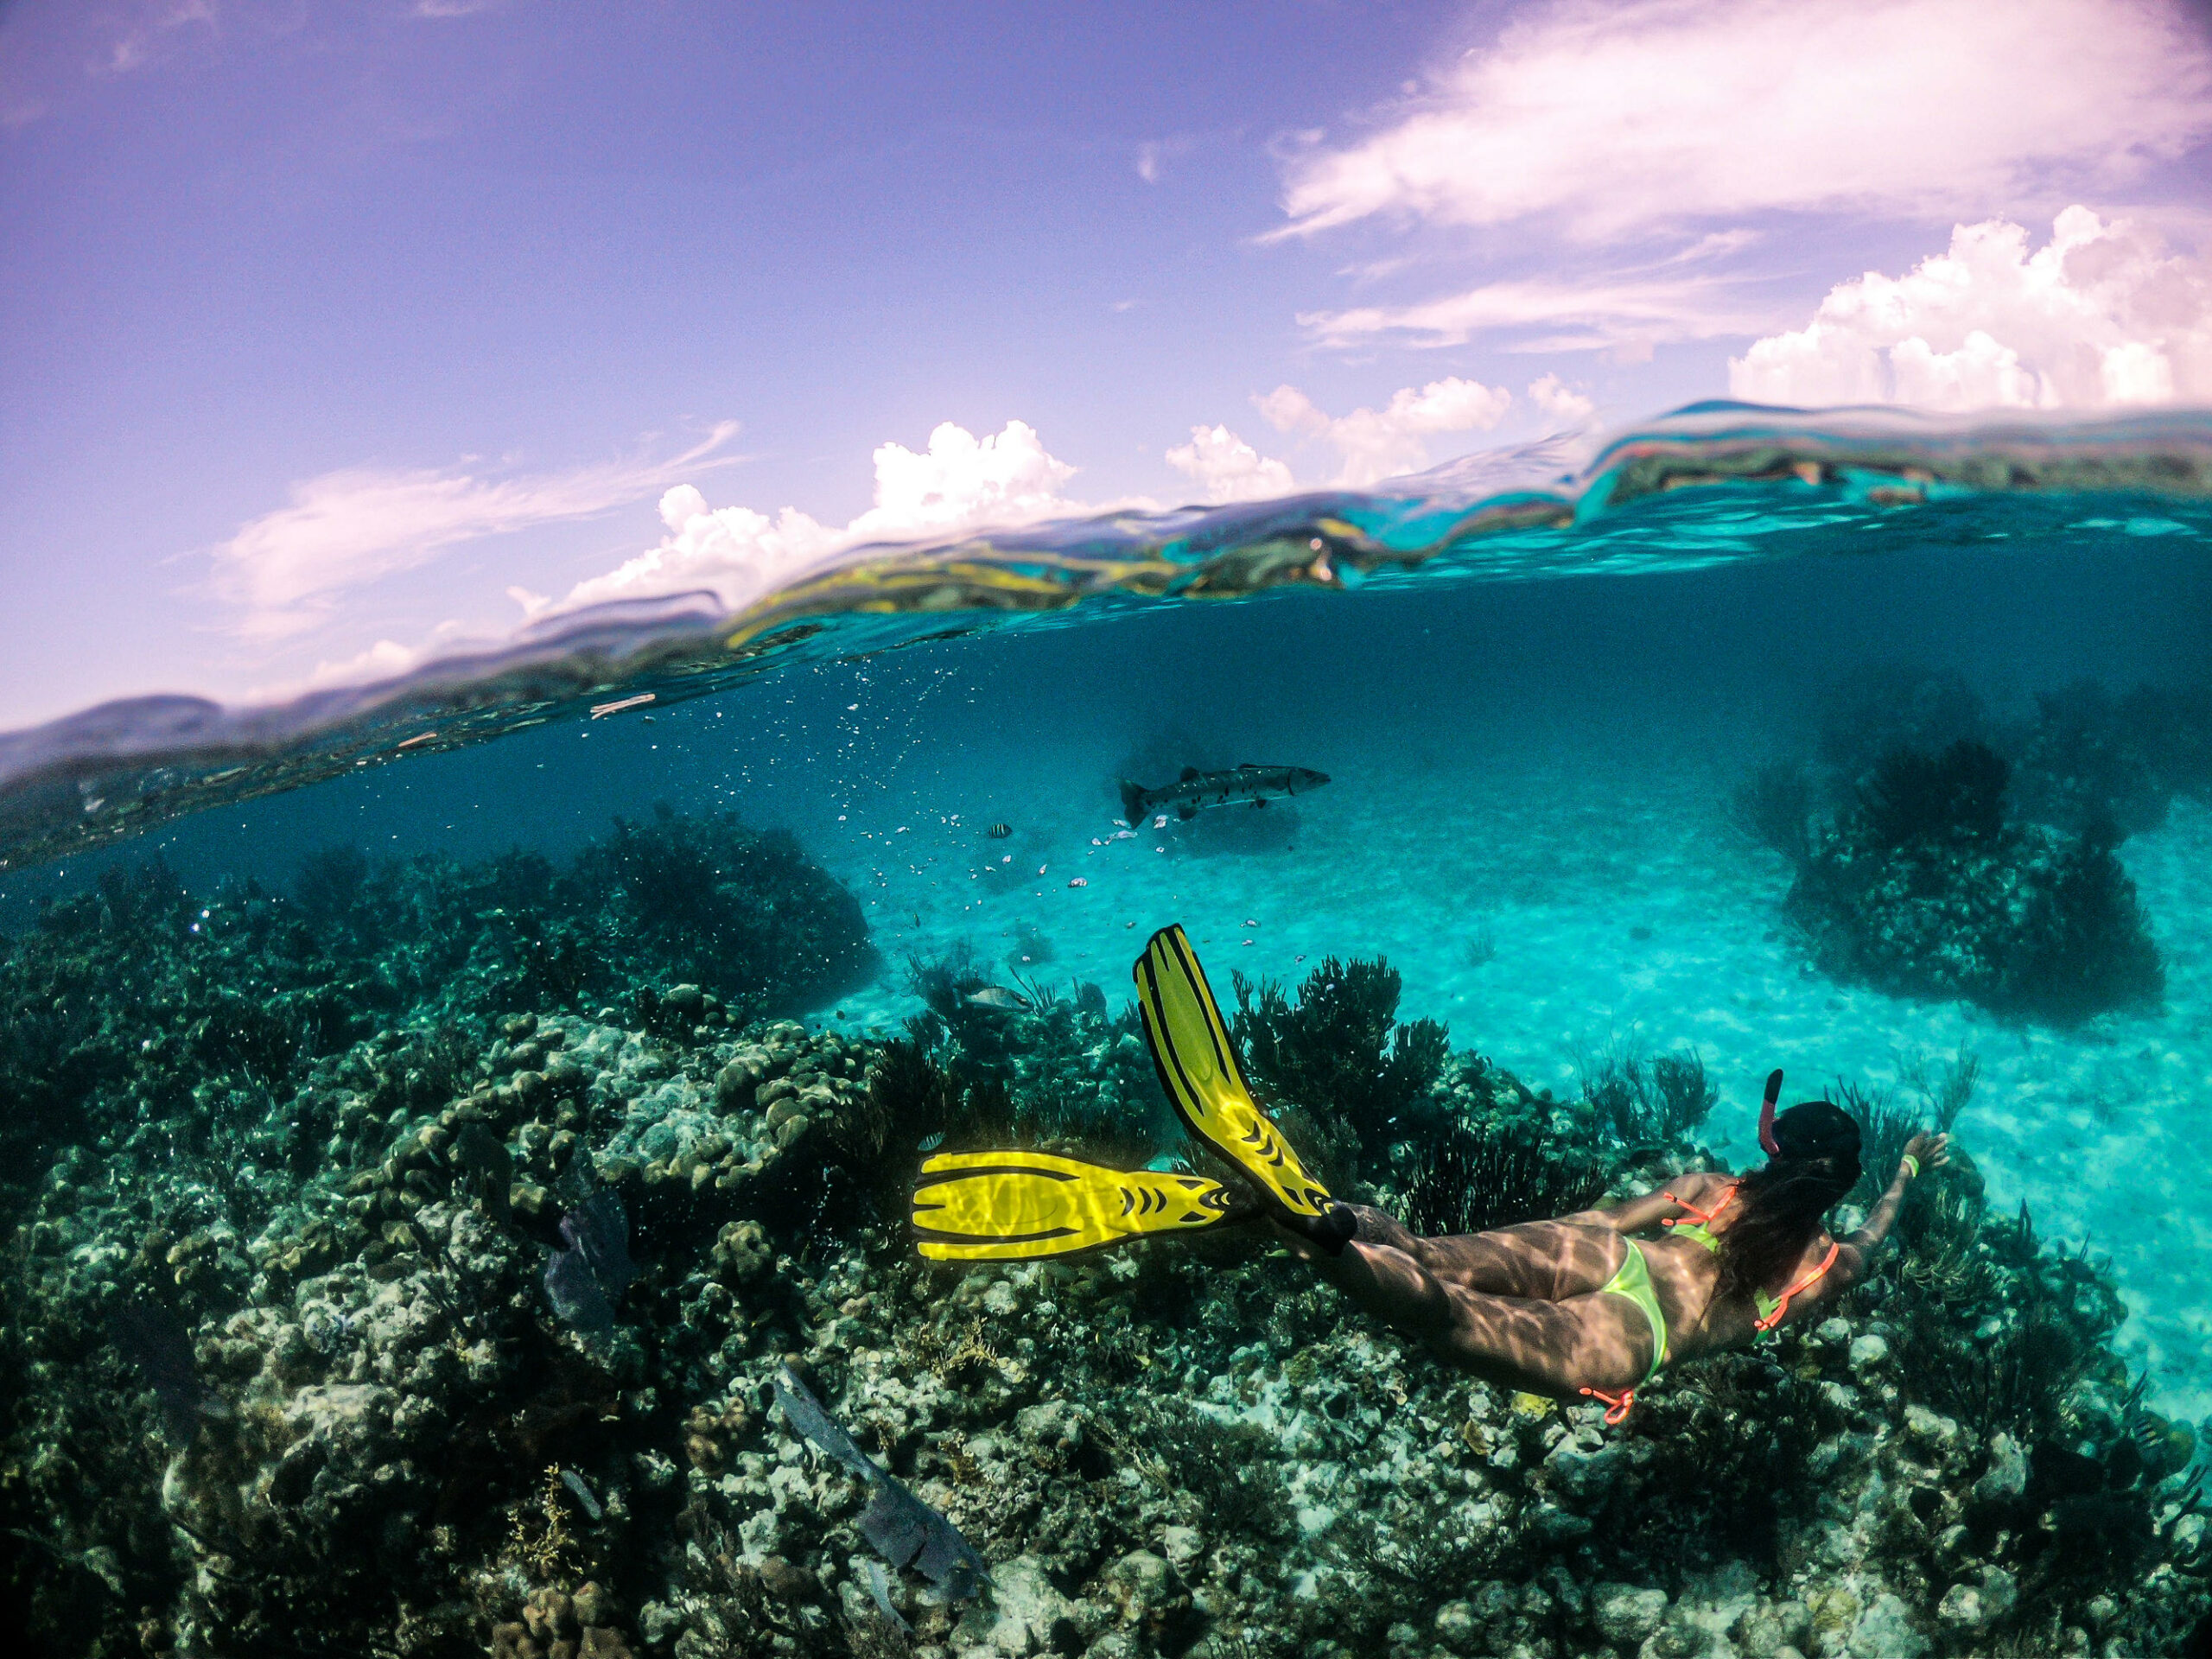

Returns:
2,848,2205,1659
2005,681,2178,838
1399,1122,1610,1238
1815,667,1991,782
1575,1042,1719,1151
1228,967,1725,1265
1855,741,2009,849
879,945,1172,1166
565,804,877,1018
1741,730,2166,1023
1824,1079,1929,1210
1230,956,1452,1174
0,807,872,1209
1728,764,1816,869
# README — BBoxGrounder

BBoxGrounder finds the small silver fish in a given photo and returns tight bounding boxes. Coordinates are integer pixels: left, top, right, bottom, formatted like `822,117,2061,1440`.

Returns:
561,1468,603,1522
962,986,1032,1011
588,691,656,719
867,1560,910,1634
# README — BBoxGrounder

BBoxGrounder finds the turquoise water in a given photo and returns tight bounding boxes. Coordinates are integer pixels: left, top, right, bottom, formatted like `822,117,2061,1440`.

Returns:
4,403,2211,1656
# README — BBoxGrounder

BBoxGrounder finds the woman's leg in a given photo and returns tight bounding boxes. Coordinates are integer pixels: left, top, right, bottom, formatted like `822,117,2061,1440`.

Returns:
1297,1224,1653,1396
1332,1205,1628,1301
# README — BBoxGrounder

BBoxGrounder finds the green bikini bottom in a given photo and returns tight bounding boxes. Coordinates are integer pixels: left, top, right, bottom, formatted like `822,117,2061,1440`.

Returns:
1595,1242,1669,1382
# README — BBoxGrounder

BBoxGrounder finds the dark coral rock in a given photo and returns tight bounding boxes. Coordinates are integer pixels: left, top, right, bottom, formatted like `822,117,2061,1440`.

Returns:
105,1298,222,1440
1785,743,2163,1024
1856,740,2010,849
2005,814,2166,1021
565,803,874,1018
856,952,1168,1169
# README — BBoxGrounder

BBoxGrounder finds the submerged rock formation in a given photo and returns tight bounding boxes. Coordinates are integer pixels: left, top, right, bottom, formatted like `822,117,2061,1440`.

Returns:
1738,737,2167,1025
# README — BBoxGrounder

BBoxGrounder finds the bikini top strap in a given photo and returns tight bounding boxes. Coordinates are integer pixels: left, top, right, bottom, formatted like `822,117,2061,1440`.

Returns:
1662,1180,1741,1230
1753,1240,1841,1332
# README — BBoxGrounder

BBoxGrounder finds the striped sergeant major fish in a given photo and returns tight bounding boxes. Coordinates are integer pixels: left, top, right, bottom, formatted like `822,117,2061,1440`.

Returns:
1118,764,1330,825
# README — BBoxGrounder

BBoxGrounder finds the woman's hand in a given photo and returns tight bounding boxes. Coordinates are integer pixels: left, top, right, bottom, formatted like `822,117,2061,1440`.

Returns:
1901,1132,1950,1175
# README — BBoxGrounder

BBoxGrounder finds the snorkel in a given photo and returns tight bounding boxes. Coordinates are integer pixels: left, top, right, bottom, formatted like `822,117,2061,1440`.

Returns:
1759,1069,1784,1157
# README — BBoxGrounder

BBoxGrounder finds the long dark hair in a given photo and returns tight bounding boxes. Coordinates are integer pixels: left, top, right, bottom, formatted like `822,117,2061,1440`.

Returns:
1714,1101,1862,1305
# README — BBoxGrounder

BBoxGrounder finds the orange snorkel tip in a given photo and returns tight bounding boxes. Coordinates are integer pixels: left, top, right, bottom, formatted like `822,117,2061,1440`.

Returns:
1758,1068,1784,1157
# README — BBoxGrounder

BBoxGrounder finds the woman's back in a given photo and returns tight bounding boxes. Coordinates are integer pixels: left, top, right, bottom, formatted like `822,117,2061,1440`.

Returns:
1637,1169,1847,1360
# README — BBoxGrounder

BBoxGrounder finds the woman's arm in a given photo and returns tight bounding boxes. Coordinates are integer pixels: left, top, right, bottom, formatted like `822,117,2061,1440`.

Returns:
1833,1133,1950,1281
1565,1171,1726,1235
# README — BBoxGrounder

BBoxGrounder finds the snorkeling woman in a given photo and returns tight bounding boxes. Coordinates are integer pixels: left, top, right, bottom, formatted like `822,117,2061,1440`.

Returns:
1261,1089,1944,1422
912,926,1948,1422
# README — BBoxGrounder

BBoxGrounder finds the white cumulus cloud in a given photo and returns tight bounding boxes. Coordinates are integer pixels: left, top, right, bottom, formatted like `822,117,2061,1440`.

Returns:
1728,207,2212,410
210,425,738,640
1275,0,2212,242
1300,272,1763,351
233,626,473,705
1527,373,1596,427
560,420,1103,613
99,0,215,77
1165,425,1300,503
1256,377,1514,487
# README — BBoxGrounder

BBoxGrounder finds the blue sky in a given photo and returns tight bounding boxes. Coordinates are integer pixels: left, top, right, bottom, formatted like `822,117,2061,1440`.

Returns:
3,0,2209,725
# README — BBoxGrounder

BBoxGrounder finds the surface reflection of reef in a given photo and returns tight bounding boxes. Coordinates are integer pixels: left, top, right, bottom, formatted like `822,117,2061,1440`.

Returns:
2,812,2205,1656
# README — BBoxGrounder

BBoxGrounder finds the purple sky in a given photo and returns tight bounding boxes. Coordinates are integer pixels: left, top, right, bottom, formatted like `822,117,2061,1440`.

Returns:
3,0,2209,726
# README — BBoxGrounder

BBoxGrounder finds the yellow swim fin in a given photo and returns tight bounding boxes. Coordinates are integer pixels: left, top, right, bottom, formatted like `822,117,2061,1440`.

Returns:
911,1149,1238,1262
1133,925,1334,1224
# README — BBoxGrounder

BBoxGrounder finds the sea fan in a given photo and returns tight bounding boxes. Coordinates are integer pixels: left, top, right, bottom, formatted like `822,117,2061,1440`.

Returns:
1856,740,2009,849
1401,1122,1608,1237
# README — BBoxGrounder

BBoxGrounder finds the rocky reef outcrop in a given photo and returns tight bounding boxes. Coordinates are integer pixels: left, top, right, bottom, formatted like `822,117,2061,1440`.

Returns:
1737,725,2170,1025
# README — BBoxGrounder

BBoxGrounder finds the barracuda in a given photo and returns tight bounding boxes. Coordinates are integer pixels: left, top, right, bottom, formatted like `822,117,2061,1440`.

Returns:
1118,763,1330,825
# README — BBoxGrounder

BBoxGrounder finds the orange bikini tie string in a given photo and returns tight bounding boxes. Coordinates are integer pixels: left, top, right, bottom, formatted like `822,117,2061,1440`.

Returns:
1753,1241,1841,1332
1580,1386,1636,1426
1662,1182,1740,1230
